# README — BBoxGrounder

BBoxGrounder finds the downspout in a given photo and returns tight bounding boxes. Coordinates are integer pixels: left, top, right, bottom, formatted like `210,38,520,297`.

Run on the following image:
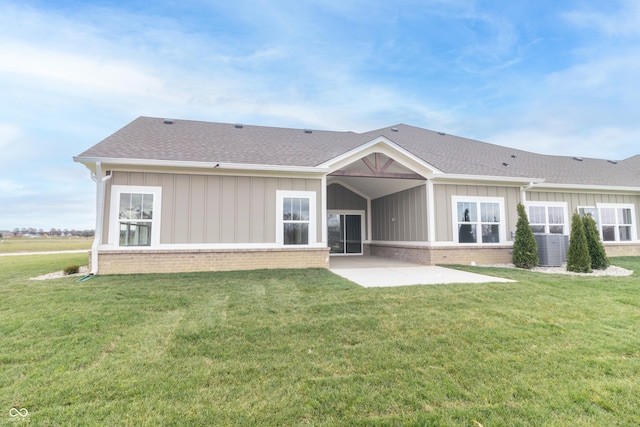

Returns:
520,182,535,203
90,162,112,275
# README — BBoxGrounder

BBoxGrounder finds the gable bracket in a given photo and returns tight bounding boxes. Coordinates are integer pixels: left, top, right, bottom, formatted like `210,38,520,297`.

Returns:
329,170,425,180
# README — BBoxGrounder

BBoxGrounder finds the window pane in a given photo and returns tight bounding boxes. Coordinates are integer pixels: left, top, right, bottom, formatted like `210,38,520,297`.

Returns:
142,194,153,219
481,203,500,223
549,225,564,234
618,208,632,225
482,224,500,243
602,225,615,241
619,226,632,241
119,222,152,246
529,206,545,224
284,223,308,245
283,198,293,220
300,198,309,221
531,225,545,233
458,223,476,243
548,207,564,224
458,202,477,222
130,194,143,219
119,193,132,219
601,208,615,224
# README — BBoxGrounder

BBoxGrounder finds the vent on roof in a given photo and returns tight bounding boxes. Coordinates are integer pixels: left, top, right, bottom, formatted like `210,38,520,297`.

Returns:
511,154,517,159
163,119,174,125
573,157,584,161
502,162,510,167
391,127,399,132
607,159,618,164
437,132,446,136
304,129,312,134
234,123,243,129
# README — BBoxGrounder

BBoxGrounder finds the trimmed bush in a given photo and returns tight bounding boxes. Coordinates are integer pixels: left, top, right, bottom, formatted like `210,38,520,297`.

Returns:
583,214,609,270
513,203,539,269
63,265,80,275
567,212,591,273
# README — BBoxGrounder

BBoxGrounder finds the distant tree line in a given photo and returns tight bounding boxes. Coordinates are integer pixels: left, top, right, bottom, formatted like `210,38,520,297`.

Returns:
8,228,95,238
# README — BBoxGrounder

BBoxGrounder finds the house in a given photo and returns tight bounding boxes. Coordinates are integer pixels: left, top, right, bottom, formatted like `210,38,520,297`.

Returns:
74,117,640,275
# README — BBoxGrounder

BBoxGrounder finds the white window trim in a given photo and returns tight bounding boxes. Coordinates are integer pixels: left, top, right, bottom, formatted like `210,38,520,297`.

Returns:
451,196,506,244
525,201,569,235
596,203,637,242
276,190,317,245
109,185,162,247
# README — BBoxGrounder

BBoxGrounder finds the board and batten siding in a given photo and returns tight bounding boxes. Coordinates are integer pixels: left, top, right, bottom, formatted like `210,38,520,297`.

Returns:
327,183,369,239
327,183,367,211
104,171,323,245
527,191,640,234
371,184,428,241
433,184,520,242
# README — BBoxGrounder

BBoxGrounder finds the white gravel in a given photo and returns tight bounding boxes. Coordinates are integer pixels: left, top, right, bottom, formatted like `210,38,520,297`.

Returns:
479,263,633,277
29,266,90,281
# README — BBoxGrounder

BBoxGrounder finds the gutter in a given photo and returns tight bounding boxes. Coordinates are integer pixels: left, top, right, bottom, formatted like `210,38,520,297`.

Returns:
90,162,112,275
73,156,329,175
520,182,536,202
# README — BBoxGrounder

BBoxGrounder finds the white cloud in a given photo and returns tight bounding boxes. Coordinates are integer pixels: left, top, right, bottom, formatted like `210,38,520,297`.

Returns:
0,179,25,193
0,42,169,98
0,123,21,150
564,0,640,36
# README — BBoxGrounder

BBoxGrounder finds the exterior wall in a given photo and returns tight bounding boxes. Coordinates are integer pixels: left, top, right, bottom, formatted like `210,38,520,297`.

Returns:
95,247,330,275
528,190,640,248
365,243,513,266
105,171,323,245
328,183,367,211
604,243,640,257
371,184,428,241
327,183,369,239
433,184,521,242
527,190,640,224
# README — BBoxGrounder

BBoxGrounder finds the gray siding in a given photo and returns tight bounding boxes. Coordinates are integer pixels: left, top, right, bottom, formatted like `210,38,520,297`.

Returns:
106,171,323,244
528,191,640,237
433,184,521,242
372,184,428,241
327,183,367,210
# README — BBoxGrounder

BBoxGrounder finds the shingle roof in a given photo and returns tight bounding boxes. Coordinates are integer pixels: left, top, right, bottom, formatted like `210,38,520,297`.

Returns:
77,116,640,188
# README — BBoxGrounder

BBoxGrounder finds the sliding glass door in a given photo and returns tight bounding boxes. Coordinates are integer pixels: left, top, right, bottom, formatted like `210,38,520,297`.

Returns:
328,213,363,255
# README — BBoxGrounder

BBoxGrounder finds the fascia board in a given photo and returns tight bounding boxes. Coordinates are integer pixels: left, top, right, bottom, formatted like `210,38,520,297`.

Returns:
432,174,545,185
317,137,443,176
530,182,640,194
73,156,328,175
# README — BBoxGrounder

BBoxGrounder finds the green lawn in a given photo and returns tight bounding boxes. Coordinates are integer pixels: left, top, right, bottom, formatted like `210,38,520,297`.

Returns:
2,254,640,426
0,237,92,253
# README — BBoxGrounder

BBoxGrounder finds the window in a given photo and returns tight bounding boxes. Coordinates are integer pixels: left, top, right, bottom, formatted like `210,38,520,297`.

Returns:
276,191,316,245
526,202,568,234
580,204,636,242
110,186,162,247
453,196,504,244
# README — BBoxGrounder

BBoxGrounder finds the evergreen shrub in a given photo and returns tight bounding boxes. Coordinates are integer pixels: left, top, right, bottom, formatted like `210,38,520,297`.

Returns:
567,212,591,273
513,203,539,269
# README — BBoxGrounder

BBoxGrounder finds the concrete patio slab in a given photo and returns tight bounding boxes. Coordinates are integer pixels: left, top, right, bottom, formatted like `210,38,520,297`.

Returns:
330,256,515,288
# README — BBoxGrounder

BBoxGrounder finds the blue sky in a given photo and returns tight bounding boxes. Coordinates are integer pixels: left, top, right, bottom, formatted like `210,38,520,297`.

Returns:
1,0,640,231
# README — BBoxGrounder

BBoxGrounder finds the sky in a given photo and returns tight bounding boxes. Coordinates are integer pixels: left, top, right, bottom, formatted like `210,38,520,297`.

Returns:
1,0,640,231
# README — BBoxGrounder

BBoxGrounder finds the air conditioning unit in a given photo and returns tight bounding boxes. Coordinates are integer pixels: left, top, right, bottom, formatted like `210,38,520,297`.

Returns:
534,234,567,267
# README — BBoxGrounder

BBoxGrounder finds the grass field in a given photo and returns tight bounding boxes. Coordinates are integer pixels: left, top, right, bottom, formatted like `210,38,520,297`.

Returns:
2,254,640,426
0,237,93,253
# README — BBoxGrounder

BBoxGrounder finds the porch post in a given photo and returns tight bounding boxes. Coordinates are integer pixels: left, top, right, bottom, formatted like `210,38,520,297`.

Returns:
427,180,435,242
321,175,327,245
